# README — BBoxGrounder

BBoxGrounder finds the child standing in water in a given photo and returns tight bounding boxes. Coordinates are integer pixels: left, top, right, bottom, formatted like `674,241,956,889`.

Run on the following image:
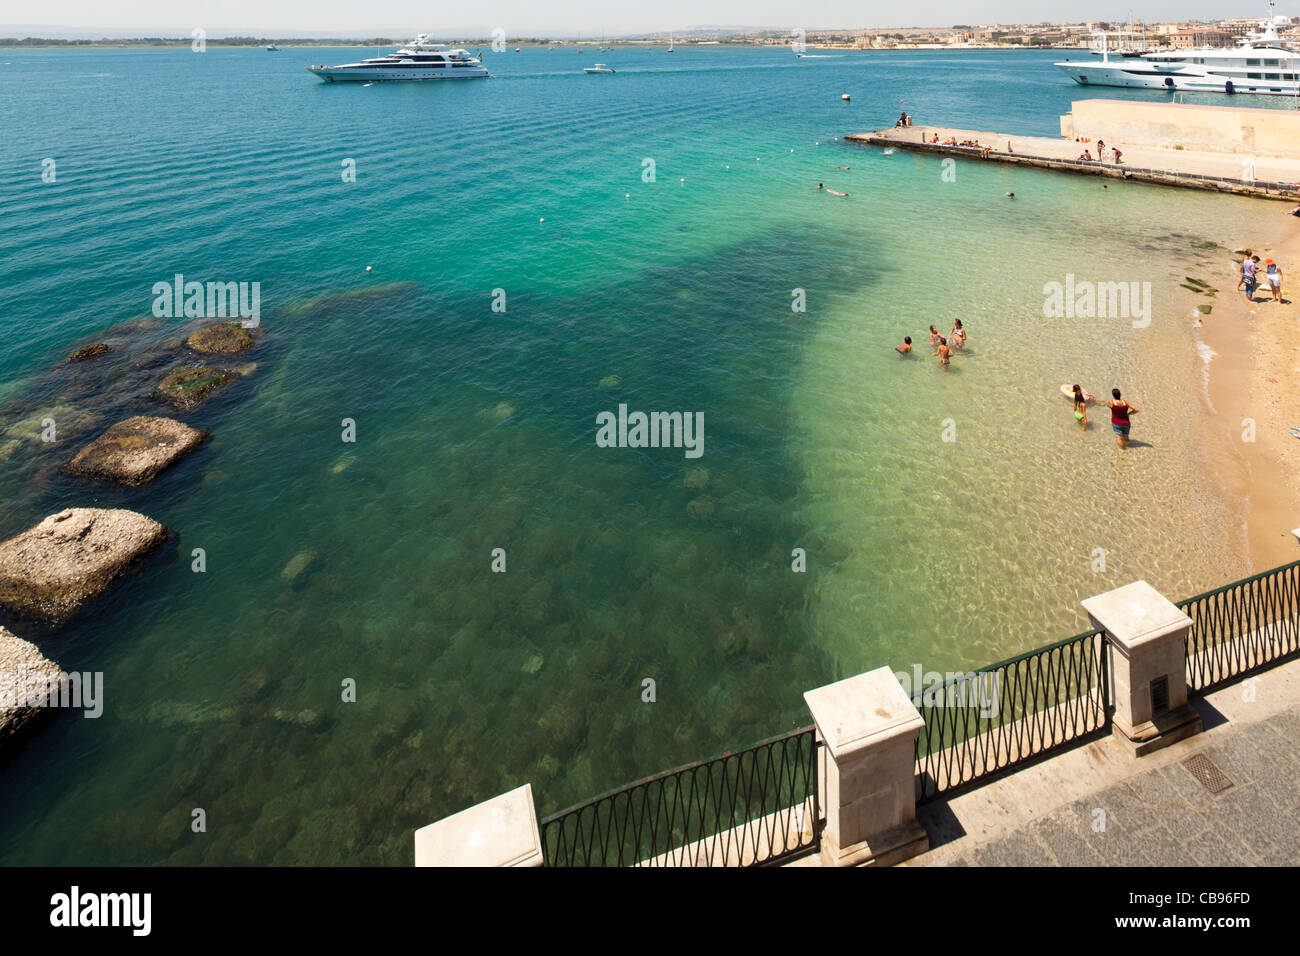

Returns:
1072,384,1088,427
933,336,951,368
929,325,942,349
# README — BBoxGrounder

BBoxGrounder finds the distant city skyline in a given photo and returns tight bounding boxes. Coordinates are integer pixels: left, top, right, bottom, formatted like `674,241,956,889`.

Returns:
3,1,1294,38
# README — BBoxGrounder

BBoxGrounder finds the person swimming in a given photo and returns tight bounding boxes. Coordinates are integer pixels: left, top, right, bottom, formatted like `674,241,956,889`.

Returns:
816,183,824,190
896,335,912,354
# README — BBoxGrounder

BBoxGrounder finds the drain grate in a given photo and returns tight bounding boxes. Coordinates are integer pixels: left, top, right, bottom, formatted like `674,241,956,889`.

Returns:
1183,754,1234,795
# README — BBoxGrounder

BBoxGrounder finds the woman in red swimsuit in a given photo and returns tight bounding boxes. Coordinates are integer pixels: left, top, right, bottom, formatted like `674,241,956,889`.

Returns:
1107,388,1138,449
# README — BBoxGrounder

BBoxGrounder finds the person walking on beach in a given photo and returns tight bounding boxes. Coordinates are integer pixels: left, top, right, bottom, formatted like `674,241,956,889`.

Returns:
1072,384,1088,427
933,336,951,368
1265,257,1284,302
1107,388,1137,449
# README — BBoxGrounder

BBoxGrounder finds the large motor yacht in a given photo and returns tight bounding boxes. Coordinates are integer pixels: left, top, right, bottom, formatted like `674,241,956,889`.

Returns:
307,35,490,82
1055,3,1300,96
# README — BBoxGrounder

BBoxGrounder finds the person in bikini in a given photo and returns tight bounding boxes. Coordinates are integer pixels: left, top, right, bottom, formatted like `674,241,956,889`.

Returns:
1072,384,1088,427
949,319,966,351
933,336,951,368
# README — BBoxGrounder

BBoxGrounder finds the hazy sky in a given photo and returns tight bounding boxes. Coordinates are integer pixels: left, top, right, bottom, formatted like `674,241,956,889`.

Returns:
2,1,1285,35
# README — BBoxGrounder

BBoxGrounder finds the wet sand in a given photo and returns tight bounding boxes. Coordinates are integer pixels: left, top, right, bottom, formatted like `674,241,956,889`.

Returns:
1195,211,1300,574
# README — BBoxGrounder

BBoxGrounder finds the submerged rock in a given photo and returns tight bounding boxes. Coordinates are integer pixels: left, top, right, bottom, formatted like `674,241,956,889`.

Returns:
684,467,710,490
68,416,210,485
599,375,621,388
0,508,170,623
0,626,63,751
154,367,236,409
66,343,110,363
281,550,318,583
186,323,255,355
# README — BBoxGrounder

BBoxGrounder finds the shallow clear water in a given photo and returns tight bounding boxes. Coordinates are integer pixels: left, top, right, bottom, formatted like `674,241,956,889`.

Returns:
0,45,1276,863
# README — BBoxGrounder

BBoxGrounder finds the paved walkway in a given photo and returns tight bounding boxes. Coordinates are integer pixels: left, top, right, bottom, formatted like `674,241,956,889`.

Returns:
904,655,1300,866
852,125,1300,196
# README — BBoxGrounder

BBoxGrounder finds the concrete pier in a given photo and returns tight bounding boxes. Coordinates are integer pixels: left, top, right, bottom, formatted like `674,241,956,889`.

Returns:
849,112,1300,199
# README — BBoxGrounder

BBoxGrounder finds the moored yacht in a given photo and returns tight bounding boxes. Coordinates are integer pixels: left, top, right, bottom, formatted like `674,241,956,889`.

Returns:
1056,3,1300,96
307,35,490,82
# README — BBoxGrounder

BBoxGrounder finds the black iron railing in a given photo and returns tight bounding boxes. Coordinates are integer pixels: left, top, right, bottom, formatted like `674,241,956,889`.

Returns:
914,628,1110,804
1179,560,1300,693
540,726,820,867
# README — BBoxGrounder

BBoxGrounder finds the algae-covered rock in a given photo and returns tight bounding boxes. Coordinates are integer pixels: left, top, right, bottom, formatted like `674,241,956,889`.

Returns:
154,367,236,409
67,343,110,362
687,496,715,518
684,467,710,490
186,323,255,355
0,508,170,623
68,415,210,485
281,550,318,583
0,626,62,751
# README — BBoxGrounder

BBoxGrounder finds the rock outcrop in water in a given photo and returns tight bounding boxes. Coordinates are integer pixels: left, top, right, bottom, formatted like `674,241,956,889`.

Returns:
66,343,110,362
154,367,236,409
68,416,210,485
0,508,170,623
186,323,255,356
0,626,62,752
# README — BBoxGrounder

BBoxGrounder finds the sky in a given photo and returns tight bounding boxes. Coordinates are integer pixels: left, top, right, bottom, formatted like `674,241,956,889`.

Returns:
0,1,1287,37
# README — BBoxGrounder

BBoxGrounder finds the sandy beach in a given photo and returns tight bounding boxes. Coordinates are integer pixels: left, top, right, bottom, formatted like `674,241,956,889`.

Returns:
1196,209,1300,574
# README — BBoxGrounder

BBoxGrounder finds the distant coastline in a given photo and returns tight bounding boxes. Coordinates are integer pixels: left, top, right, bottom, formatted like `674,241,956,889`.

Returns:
0,37,1090,51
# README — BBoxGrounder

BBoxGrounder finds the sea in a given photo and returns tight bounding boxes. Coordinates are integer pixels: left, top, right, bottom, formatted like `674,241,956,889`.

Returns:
0,43,1282,863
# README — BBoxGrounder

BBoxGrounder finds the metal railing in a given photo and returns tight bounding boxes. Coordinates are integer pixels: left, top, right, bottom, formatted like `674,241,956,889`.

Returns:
540,726,820,867
1179,559,1300,693
914,628,1110,804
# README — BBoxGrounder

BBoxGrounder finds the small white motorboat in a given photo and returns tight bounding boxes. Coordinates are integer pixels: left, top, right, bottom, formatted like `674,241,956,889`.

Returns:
584,63,615,74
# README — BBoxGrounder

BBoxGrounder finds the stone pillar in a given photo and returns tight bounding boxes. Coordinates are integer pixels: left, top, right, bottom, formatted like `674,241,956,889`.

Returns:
1082,580,1202,757
413,784,543,867
803,667,928,867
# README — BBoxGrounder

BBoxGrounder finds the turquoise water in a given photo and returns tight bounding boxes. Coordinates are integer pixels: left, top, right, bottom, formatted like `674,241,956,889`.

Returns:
0,45,1277,864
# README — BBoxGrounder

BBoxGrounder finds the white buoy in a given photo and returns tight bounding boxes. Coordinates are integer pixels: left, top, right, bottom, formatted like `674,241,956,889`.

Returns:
680,177,685,183
365,266,372,272
540,217,545,223
625,193,630,198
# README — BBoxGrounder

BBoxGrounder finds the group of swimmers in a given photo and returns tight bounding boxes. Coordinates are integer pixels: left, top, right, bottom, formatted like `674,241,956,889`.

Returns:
1070,385,1139,449
895,320,967,366
1237,248,1285,303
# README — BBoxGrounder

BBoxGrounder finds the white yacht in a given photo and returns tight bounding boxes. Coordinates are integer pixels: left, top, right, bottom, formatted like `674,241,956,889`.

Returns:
307,35,490,82
1056,5,1300,96
584,63,615,74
